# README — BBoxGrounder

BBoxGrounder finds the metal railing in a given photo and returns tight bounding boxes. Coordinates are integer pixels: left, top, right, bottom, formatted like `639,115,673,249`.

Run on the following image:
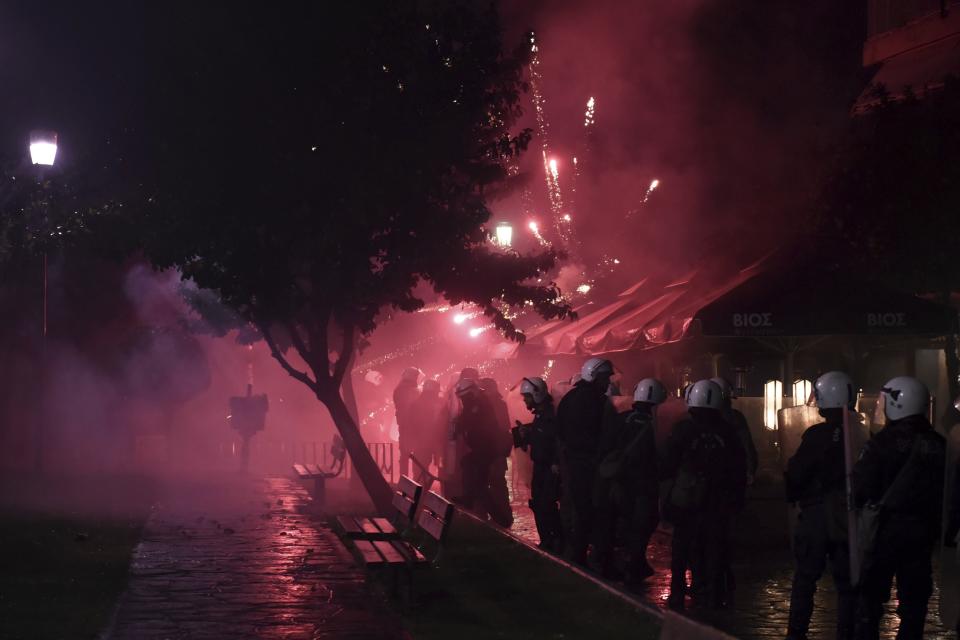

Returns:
215,437,399,482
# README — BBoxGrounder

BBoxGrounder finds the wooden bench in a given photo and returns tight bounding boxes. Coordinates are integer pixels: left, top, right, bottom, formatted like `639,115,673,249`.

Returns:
353,491,454,602
292,436,346,509
336,474,421,541
348,488,455,599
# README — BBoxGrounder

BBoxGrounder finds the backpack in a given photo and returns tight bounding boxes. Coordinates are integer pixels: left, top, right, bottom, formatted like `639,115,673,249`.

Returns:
664,428,726,517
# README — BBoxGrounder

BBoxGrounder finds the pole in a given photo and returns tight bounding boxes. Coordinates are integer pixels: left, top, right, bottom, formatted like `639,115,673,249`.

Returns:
34,251,47,472
843,407,861,585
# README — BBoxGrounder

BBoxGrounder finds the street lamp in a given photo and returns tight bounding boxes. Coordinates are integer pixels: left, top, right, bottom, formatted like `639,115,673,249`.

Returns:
30,130,58,166
494,221,512,248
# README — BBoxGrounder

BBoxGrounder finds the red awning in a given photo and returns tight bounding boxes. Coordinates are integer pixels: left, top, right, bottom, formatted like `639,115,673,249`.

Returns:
854,33,960,112
521,258,768,357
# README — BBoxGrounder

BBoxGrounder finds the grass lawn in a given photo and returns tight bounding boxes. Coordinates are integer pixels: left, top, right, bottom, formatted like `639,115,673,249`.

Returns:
394,515,662,640
0,474,153,640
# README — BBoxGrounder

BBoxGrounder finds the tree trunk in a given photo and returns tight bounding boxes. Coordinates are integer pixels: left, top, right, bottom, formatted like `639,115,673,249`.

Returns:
338,352,365,493
320,389,393,514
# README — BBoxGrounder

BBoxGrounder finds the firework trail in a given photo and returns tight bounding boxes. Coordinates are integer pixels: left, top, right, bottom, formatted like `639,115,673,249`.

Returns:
528,32,570,246
528,220,549,246
583,97,596,135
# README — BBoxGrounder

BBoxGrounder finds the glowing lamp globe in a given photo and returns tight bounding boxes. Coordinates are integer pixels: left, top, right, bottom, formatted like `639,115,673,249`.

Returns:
495,222,513,248
30,130,58,166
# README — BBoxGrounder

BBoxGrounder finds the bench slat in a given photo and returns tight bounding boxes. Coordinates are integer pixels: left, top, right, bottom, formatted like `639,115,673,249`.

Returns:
391,493,417,521
357,518,381,535
420,491,453,522
336,516,364,536
417,511,447,542
292,463,310,478
397,475,422,501
354,539,386,565
390,539,427,564
372,517,396,536
372,540,407,564
304,463,323,476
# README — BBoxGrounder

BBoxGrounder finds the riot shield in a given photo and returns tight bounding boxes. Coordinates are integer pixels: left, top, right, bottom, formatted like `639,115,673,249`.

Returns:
778,405,821,471
843,408,870,586
778,405,822,542
940,424,960,630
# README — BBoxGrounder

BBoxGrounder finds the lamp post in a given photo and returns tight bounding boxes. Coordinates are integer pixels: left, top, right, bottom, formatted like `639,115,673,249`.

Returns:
29,129,57,472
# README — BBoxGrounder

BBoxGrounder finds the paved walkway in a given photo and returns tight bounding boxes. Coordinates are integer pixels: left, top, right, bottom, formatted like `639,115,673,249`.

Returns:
109,476,402,640
506,476,953,640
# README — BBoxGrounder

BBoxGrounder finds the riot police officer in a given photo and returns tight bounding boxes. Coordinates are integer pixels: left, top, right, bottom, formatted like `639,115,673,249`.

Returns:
784,371,857,640
514,377,563,552
853,377,945,640
711,377,758,482
454,377,510,525
595,377,667,585
557,357,616,565
662,379,746,611
394,367,422,477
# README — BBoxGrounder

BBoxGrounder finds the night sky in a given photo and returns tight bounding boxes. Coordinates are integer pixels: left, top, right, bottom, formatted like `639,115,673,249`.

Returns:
1,0,867,281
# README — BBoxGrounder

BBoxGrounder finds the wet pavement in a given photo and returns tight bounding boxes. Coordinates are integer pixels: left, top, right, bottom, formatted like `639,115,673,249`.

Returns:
506,475,955,640
108,476,402,640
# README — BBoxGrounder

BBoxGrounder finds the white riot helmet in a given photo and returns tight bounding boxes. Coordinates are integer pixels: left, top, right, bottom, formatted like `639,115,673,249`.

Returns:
581,357,614,383
814,371,855,410
710,377,735,401
401,367,422,384
520,377,550,404
881,376,929,421
634,378,668,405
685,379,724,410
455,377,480,398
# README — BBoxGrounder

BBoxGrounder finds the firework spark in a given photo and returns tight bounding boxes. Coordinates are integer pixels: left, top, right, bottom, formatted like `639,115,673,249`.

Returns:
643,178,660,203
528,220,548,246
584,96,596,128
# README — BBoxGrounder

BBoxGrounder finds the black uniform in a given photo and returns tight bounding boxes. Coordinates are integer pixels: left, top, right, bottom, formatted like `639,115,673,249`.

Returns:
482,383,514,528
517,402,563,551
724,406,758,480
394,379,420,473
662,408,746,608
595,403,660,582
455,393,511,525
852,415,946,640
784,415,855,640
557,379,614,564
408,388,445,479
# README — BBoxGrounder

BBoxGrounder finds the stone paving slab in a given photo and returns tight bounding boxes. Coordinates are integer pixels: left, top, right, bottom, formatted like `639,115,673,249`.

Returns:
109,476,403,640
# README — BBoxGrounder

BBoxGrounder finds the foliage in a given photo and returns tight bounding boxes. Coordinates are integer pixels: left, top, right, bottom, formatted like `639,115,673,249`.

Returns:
141,2,572,390
137,2,572,510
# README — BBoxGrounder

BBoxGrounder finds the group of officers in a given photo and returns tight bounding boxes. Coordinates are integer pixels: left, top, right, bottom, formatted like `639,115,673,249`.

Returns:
392,359,958,640
512,357,755,611
784,372,953,640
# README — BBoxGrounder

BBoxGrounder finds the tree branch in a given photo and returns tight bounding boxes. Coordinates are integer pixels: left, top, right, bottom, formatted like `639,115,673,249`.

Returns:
284,319,314,374
308,306,332,383
258,321,317,390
